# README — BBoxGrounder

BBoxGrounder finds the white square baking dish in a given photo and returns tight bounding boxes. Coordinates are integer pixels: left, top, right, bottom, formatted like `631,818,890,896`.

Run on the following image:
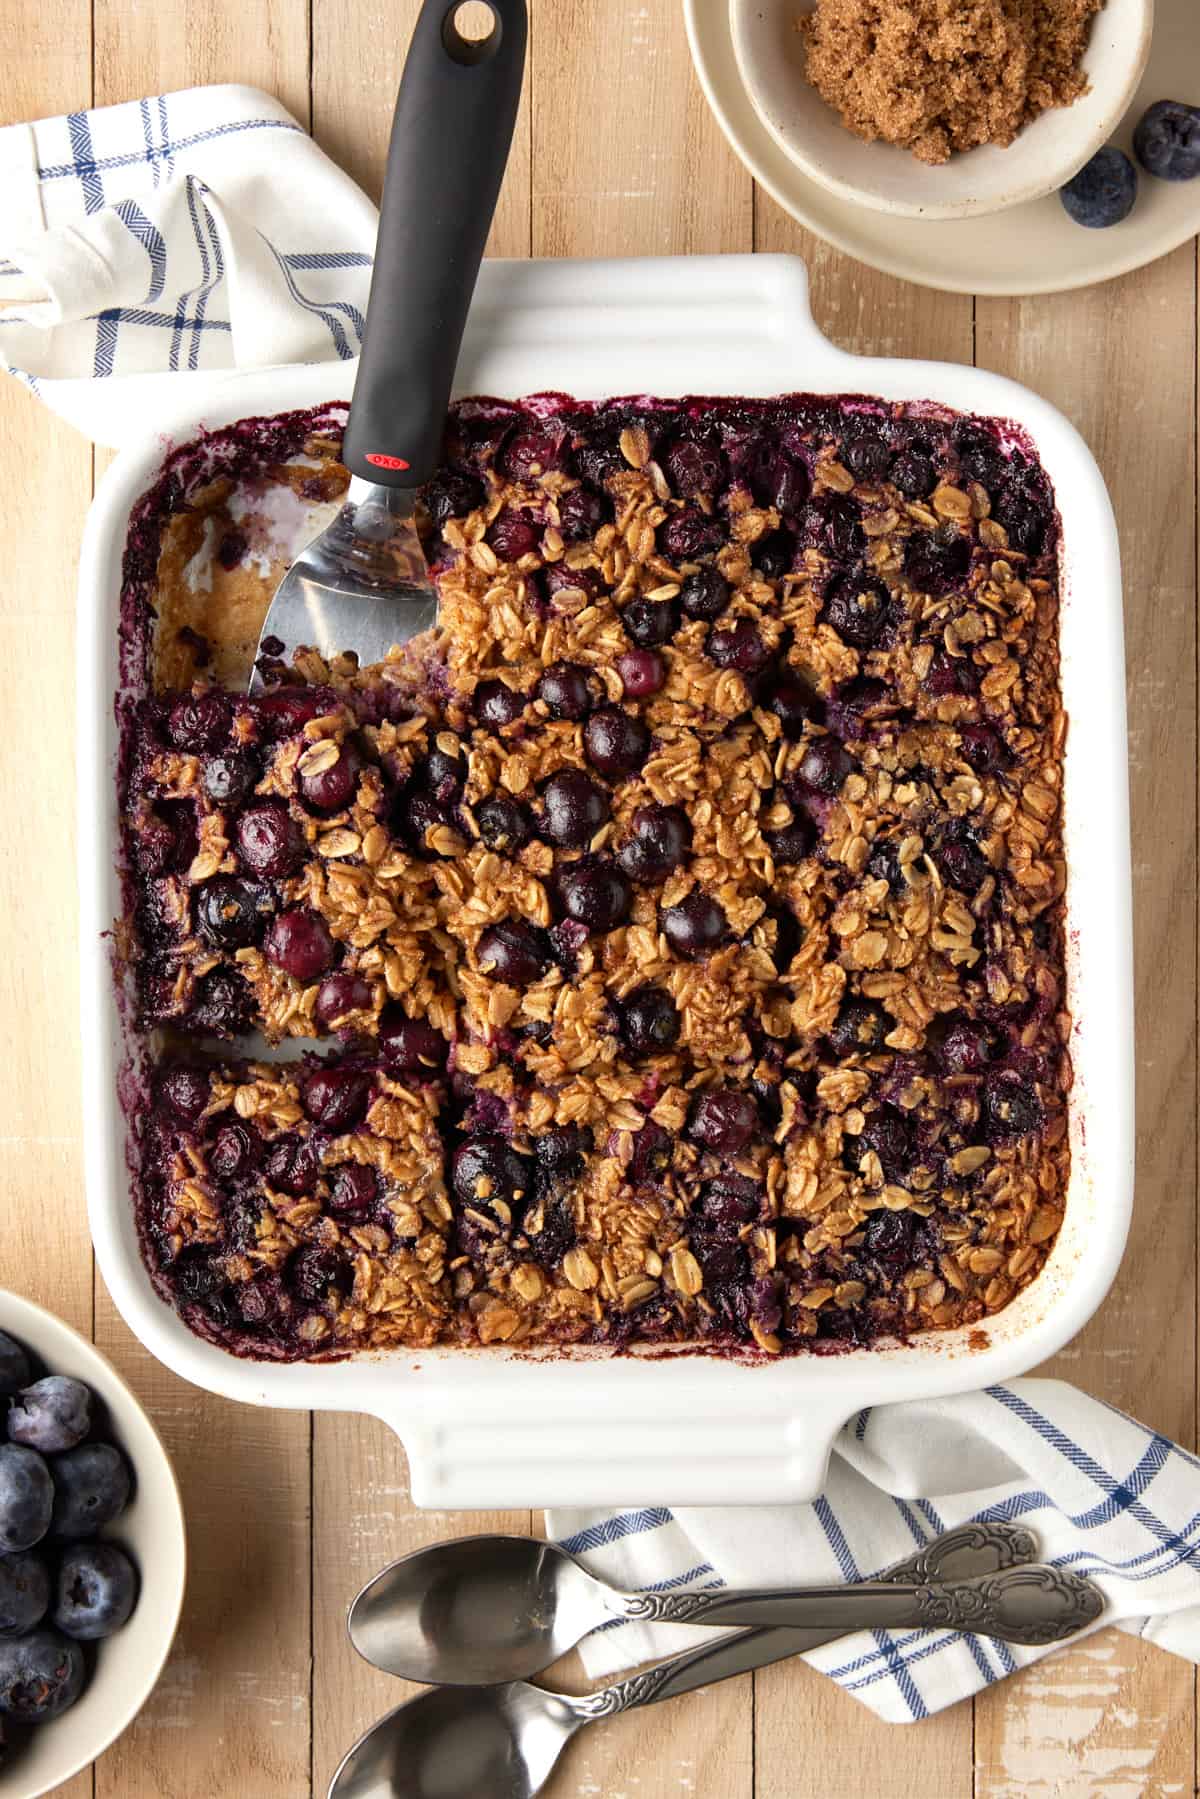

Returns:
78,254,1133,1507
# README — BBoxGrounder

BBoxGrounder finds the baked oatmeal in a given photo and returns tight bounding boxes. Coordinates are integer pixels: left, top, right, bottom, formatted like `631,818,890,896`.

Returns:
119,393,1070,1359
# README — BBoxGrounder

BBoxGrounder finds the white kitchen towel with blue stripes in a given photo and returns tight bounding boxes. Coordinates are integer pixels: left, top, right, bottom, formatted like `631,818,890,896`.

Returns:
0,85,377,443
548,1380,1200,1722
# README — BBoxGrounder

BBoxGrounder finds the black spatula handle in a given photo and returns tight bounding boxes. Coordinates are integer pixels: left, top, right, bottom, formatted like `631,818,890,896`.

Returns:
341,0,527,487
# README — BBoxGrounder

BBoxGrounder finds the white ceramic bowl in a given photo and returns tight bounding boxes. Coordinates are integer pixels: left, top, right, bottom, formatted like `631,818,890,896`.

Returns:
0,1291,186,1799
730,0,1155,219
78,255,1132,1509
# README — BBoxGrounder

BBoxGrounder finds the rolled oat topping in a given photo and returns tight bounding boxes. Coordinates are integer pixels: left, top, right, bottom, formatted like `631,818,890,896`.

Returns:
124,394,1070,1359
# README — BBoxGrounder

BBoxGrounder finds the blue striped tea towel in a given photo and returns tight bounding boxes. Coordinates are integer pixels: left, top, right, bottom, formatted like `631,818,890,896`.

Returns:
0,85,377,442
548,1381,1200,1721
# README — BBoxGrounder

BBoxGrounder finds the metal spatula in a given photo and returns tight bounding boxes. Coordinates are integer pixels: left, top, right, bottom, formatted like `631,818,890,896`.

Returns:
248,0,527,693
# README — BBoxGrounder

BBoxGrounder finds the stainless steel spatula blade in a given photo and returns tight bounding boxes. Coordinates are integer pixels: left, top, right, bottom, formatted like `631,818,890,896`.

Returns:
248,0,527,691
248,482,437,693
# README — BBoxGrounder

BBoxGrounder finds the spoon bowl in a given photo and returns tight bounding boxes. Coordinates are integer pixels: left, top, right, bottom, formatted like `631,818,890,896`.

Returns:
329,1682,579,1799
349,1535,612,1685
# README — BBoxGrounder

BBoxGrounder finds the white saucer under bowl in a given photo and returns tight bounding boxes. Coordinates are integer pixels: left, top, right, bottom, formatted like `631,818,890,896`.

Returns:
685,0,1200,294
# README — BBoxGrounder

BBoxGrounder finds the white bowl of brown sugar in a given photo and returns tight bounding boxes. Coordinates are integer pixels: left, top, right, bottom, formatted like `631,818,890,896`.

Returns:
730,0,1155,220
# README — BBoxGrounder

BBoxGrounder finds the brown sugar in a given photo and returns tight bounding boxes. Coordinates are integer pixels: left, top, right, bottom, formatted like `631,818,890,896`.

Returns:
799,0,1104,165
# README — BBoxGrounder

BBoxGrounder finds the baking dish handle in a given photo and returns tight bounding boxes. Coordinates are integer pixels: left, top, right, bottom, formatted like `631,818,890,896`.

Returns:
375,1399,854,1510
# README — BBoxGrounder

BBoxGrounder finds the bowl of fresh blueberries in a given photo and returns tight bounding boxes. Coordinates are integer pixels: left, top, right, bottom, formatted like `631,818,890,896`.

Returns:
0,1289,185,1798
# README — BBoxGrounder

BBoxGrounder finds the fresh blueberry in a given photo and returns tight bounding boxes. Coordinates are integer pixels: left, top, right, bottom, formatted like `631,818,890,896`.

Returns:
475,793,533,853
556,860,632,932
1060,147,1138,227
0,1339,29,1403
0,1447,52,1552
8,1379,91,1455
300,1067,372,1131
52,1541,138,1641
0,1629,85,1720
477,920,550,986
583,707,650,777
0,1552,49,1637
541,768,610,848
619,984,681,1057
263,907,336,982
452,1137,532,1208
662,891,728,958
617,805,691,883
1133,101,1200,182
378,1008,448,1076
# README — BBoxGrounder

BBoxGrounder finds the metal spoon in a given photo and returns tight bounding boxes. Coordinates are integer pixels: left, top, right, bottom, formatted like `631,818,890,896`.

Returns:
330,1522,1061,1799
348,1525,1102,1686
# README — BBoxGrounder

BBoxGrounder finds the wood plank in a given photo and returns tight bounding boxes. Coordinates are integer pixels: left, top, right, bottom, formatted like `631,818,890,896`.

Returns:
753,191,977,1799
973,249,1198,1797
311,0,531,255
531,0,751,258
85,2,317,1795
0,6,95,1795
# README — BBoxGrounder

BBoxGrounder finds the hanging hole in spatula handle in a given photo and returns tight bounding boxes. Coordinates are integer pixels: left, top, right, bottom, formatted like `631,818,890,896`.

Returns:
340,0,527,489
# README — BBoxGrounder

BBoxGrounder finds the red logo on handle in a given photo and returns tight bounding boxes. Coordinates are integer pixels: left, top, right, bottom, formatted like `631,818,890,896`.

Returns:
364,452,411,470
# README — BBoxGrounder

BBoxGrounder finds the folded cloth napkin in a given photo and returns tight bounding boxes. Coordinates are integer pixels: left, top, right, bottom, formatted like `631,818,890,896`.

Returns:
0,85,376,443
548,1380,1200,1722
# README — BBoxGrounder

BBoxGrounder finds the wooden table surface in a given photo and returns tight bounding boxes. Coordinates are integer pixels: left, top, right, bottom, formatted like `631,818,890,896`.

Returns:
1,1,1197,1793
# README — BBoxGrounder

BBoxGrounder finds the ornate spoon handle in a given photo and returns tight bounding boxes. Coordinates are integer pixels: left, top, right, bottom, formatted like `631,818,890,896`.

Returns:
615,1562,1102,1646
572,1521,1040,1722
